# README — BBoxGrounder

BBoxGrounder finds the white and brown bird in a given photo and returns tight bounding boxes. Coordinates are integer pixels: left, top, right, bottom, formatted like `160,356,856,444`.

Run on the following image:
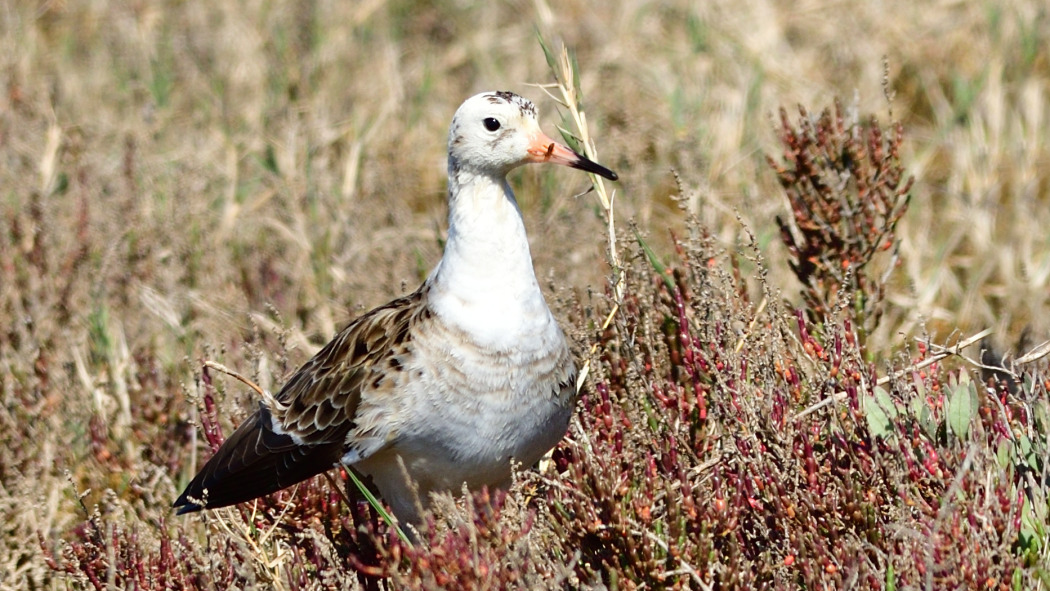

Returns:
173,91,618,524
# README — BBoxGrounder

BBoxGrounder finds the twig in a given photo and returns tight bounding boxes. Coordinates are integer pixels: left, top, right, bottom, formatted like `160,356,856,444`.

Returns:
626,524,711,590
322,471,355,512
203,359,291,415
688,454,723,478
792,328,993,421
255,490,299,548
203,360,265,397
734,296,768,354
1013,340,1050,366
884,328,994,386
212,505,289,589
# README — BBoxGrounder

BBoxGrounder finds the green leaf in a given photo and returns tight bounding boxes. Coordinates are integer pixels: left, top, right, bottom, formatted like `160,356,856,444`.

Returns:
1033,397,1050,432
536,29,557,71
260,144,280,176
947,372,977,440
875,386,898,420
1023,372,1036,396
1018,434,1039,471
635,230,676,292
556,125,583,153
912,374,926,401
1018,494,1047,562
997,438,1015,468
346,469,412,546
864,386,896,439
920,408,937,440
909,377,938,440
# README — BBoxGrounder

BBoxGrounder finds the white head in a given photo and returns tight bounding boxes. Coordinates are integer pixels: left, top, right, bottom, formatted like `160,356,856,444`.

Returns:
447,91,617,181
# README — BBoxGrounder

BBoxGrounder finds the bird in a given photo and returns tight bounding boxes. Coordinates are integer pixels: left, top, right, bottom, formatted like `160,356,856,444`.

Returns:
173,90,618,525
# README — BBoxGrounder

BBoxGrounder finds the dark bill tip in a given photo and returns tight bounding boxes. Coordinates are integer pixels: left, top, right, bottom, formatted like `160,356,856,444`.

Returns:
571,152,619,181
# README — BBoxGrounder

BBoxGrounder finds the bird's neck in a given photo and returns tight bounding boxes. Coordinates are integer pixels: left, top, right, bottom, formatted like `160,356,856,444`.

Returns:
426,165,554,348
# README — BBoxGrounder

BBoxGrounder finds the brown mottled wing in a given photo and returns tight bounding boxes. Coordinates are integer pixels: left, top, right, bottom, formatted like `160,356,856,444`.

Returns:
173,288,424,514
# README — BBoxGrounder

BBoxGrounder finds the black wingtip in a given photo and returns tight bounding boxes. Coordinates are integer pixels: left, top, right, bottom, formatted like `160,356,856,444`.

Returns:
173,502,202,515
172,404,346,516
172,486,206,514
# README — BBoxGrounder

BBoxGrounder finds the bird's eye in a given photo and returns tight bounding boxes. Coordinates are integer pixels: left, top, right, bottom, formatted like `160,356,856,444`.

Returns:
483,117,501,132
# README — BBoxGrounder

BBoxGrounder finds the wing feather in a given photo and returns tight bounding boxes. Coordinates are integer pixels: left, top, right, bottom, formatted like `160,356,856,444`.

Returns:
173,288,426,513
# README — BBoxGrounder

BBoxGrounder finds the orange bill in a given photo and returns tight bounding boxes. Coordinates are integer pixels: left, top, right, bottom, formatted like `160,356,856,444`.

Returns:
526,132,618,181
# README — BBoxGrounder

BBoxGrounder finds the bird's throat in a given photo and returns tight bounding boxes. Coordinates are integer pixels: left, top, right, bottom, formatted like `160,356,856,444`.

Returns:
427,171,552,348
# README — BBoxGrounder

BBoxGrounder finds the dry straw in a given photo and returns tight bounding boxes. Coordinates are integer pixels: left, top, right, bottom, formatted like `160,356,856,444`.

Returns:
533,37,624,397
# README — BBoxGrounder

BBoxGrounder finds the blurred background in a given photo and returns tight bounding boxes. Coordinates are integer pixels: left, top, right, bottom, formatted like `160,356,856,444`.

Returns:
5,1,1049,360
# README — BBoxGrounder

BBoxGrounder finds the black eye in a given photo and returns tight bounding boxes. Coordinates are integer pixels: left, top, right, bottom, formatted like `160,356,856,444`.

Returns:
483,117,501,132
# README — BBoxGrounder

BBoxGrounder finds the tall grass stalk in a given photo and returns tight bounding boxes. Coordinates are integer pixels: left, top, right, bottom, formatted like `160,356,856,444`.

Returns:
535,37,624,396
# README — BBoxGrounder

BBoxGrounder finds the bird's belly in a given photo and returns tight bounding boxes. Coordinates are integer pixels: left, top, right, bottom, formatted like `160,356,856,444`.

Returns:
350,347,574,524
399,376,573,490
346,317,576,522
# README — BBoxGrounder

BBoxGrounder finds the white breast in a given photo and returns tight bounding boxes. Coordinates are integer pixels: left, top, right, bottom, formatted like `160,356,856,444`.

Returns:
351,316,575,522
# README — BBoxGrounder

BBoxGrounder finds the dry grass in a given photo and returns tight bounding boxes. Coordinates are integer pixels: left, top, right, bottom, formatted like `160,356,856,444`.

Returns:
3,0,1050,589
